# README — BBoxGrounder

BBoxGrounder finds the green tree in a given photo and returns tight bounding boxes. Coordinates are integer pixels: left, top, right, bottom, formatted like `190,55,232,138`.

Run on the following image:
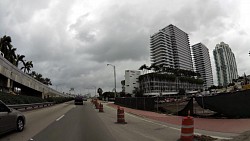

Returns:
21,61,33,73
43,78,52,85
6,45,17,64
133,87,143,97
149,63,160,72
29,71,37,78
0,35,17,65
119,92,126,97
208,85,217,90
139,64,149,74
0,35,12,56
97,88,103,97
29,71,52,85
35,73,43,82
16,54,25,67
103,92,115,99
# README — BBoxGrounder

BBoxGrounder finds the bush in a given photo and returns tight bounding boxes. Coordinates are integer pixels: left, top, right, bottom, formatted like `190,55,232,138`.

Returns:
45,97,73,104
0,92,45,104
0,92,73,104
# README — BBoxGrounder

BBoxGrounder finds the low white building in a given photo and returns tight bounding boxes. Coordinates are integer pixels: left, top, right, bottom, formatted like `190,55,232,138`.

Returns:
125,70,141,96
139,73,203,96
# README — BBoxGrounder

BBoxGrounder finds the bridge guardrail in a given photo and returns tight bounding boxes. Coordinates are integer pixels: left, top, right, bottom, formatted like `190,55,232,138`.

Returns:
7,102,54,110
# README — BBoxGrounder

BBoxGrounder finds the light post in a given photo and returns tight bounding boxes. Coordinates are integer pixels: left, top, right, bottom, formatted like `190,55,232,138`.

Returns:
107,64,117,97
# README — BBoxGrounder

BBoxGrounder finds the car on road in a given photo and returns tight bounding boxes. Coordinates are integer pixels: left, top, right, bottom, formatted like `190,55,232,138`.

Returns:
0,100,26,135
74,96,83,105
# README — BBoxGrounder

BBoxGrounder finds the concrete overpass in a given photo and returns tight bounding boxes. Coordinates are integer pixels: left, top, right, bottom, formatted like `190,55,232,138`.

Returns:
0,55,66,98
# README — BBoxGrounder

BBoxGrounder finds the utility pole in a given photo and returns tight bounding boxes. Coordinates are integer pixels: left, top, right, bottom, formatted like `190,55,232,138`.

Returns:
107,64,117,98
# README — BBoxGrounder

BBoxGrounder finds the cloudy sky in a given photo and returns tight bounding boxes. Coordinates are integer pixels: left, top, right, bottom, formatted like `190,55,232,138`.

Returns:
0,0,249,95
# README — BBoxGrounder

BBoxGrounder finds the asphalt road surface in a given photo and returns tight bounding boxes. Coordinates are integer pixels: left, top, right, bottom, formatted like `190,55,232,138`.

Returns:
30,103,115,141
0,101,234,141
29,101,181,141
0,101,75,141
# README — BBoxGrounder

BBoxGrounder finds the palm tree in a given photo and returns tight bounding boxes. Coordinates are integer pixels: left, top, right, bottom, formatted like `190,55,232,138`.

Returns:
163,67,173,74
158,64,165,72
149,63,160,72
6,45,17,64
172,68,179,76
29,71,37,78
35,73,43,82
0,35,17,65
0,35,12,55
21,61,33,73
97,88,103,96
139,64,147,74
196,72,201,78
146,65,151,74
44,78,52,85
16,54,25,67
30,72,52,85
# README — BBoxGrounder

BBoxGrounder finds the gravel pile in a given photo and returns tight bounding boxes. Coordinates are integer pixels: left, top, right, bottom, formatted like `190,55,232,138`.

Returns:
194,135,217,141
221,131,250,141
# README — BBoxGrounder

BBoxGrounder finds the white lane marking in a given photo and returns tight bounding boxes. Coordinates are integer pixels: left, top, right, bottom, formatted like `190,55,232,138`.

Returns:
104,105,232,140
56,115,65,121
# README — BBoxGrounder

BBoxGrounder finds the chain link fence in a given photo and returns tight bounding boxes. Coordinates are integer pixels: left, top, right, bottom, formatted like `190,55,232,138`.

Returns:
115,96,215,117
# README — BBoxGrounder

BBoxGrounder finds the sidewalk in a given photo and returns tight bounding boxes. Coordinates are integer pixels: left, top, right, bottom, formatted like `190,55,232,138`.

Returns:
107,103,250,134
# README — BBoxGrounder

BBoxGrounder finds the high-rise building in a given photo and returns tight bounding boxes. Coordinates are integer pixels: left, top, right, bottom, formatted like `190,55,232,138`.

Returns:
192,43,213,89
213,42,238,86
150,24,193,70
125,70,141,96
150,30,174,68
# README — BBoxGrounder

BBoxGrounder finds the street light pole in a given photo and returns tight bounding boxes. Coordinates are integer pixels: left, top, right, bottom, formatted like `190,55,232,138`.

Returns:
107,64,117,97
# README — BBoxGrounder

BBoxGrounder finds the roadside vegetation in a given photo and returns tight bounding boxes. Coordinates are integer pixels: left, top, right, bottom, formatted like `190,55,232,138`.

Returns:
0,92,73,105
46,97,74,104
0,92,46,104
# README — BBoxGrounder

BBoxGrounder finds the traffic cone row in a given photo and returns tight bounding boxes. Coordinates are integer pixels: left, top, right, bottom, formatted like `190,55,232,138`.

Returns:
91,98,195,140
91,99,127,124
91,98,103,112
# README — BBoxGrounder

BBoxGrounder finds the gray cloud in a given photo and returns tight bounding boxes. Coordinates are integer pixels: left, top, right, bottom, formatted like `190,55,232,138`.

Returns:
69,4,151,63
0,0,248,93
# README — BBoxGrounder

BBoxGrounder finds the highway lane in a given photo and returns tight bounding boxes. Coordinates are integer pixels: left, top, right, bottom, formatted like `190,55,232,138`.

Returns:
30,102,115,141
32,101,181,141
0,101,75,141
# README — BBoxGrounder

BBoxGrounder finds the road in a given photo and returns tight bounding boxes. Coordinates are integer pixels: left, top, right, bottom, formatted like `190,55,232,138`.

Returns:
0,100,235,141
31,101,181,141
31,103,115,141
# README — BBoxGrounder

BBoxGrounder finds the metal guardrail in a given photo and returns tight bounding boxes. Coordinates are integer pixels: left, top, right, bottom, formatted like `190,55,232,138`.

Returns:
7,102,54,110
